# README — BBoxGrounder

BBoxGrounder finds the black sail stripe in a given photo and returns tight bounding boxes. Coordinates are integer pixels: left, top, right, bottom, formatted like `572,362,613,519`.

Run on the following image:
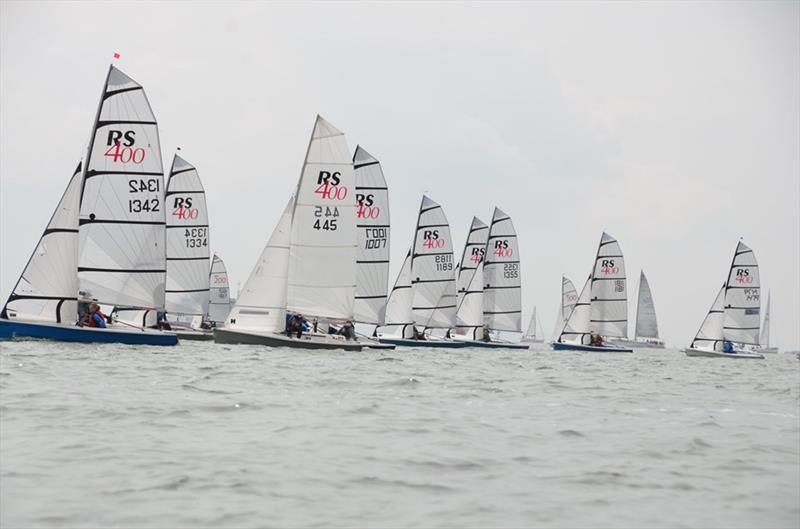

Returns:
103,86,143,100
355,186,387,190
96,120,157,127
79,219,164,226
168,168,197,178
165,190,205,197
484,260,520,265
78,267,165,273
167,257,211,261
167,224,209,229
357,260,390,264
85,170,162,179
358,224,390,228
354,161,381,169
43,228,79,235
355,295,387,300
417,224,449,229
484,310,521,314
166,288,209,293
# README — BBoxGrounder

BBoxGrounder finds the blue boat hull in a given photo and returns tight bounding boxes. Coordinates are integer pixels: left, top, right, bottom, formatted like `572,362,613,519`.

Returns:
0,318,178,346
378,337,468,348
457,340,530,350
551,341,632,353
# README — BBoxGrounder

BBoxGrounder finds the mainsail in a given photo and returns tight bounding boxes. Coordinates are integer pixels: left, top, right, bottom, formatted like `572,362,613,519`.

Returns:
225,200,293,331
551,276,578,340
286,116,357,321
456,217,488,308
690,284,726,350
353,146,390,325
77,65,166,309
634,270,659,340
165,155,210,316
382,249,414,338
483,208,522,332
589,232,627,337
208,254,232,324
2,164,83,323
410,196,457,329
722,241,760,346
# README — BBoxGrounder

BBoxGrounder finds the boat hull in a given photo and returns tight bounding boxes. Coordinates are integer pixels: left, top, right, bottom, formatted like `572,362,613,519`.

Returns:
214,328,362,350
174,329,214,341
459,340,530,350
0,318,178,346
759,347,779,354
552,341,633,353
608,338,665,349
684,347,764,359
378,337,468,348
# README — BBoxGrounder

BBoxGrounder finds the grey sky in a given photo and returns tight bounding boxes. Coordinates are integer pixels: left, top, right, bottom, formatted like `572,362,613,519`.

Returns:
1,1,798,348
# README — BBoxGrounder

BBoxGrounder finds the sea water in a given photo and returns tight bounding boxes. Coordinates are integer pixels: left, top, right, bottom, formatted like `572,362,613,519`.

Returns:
1,341,798,528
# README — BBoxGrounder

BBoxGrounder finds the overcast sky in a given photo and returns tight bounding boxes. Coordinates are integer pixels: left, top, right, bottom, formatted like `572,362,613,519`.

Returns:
1,1,798,349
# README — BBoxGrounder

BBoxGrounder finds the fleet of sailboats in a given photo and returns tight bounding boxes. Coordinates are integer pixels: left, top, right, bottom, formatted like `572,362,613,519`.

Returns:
0,65,787,353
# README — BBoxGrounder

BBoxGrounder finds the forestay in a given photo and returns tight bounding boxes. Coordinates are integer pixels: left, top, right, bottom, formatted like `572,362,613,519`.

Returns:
382,249,414,338
225,200,292,331
456,217,488,308
287,116,357,321
208,254,232,324
353,146,390,325
483,208,521,332
560,276,592,343
634,270,659,340
410,196,457,329
2,164,82,323
589,232,627,338
165,155,210,316
77,65,166,309
455,262,484,339
723,241,760,346
690,284,726,350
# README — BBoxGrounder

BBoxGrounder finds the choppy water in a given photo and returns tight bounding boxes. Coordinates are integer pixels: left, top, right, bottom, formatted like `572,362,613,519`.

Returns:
1,341,798,529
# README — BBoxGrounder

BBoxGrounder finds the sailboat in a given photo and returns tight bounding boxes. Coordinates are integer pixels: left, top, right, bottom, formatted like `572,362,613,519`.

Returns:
214,116,362,350
0,65,177,345
162,154,214,341
377,196,466,348
685,241,764,359
521,307,544,344
609,271,665,349
207,254,231,325
552,232,632,353
350,146,394,349
759,290,778,353
549,276,578,344
450,208,529,349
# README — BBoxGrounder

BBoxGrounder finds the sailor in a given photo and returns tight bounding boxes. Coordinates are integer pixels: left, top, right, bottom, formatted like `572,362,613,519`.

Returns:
77,291,92,326
156,310,172,331
338,321,356,341
88,303,107,328
723,340,734,353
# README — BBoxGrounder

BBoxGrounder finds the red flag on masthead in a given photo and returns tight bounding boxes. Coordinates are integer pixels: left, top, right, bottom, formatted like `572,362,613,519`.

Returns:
113,52,121,60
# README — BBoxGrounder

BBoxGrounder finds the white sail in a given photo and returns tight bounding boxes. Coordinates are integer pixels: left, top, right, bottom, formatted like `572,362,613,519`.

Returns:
165,155,210,316
634,271,659,340
353,146,390,325
225,200,293,331
2,163,82,323
551,276,578,340
208,254,232,324
410,196,457,329
560,276,592,343
589,232,627,337
77,65,166,309
483,207,522,332
761,290,771,348
286,116,357,321
690,284,726,350
382,249,414,338
524,306,538,339
456,217,488,308
455,262,484,339
723,241,760,346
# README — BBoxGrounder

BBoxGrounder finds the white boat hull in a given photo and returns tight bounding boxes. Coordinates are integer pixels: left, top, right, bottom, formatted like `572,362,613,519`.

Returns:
684,347,764,359
608,337,665,349
214,328,362,350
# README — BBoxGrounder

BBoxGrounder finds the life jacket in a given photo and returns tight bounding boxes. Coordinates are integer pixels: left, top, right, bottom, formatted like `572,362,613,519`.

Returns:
89,309,107,328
